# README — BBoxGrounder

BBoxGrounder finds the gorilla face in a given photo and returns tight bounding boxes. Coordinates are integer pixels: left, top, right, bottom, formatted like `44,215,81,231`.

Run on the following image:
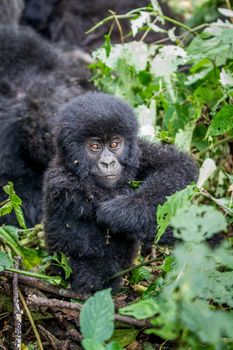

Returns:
56,92,141,187
86,135,124,186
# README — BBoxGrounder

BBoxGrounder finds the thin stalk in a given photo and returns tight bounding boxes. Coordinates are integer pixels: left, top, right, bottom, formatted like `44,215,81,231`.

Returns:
86,8,196,36
4,267,60,284
109,10,124,43
19,290,44,350
196,136,232,157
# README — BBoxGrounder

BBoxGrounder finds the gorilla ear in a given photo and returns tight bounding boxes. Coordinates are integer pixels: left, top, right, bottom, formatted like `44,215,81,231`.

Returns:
55,126,79,172
55,126,89,177
127,140,141,169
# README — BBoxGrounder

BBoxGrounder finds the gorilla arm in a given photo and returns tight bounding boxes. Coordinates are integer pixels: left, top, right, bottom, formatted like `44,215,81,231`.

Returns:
43,164,101,257
96,139,198,241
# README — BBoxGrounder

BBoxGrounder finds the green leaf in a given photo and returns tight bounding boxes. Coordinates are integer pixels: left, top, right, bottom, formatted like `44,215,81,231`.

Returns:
111,329,139,347
181,300,233,345
208,105,233,136
171,204,227,242
105,341,123,350
130,266,152,284
156,184,197,241
0,200,13,216
82,339,105,350
187,21,233,66
174,122,195,152
2,182,27,229
0,226,42,269
0,251,14,272
49,253,72,280
103,34,111,57
200,270,233,307
120,298,158,320
80,289,114,343
161,256,175,273
197,158,216,188
150,46,187,79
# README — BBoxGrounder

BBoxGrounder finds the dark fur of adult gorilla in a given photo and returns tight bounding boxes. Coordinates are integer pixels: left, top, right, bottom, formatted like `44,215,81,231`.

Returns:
43,92,198,294
0,25,88,227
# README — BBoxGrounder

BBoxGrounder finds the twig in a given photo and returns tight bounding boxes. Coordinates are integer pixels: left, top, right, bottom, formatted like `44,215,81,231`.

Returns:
37,325,61,349
1,271,87,300
27,295,82,312
27,295,150,328
109,10,124,43
86,7,149,34
19,290,44,350
13,257,22,350
86,7,196,36
196,136,232,157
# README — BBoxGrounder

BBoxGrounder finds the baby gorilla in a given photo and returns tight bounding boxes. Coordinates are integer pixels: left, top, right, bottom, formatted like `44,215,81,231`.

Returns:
43,92,197,293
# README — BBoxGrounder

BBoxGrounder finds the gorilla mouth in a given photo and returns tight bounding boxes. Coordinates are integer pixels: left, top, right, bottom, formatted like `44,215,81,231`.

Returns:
97,174,121,182
105,174,120,180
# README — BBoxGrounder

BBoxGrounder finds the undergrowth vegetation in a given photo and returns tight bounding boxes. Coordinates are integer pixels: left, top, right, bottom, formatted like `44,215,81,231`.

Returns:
1,1,233,349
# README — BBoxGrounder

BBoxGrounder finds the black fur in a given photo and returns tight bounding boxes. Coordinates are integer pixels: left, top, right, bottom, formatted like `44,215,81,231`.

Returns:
0,25,88,226
43,92,198,293
22,0,176,50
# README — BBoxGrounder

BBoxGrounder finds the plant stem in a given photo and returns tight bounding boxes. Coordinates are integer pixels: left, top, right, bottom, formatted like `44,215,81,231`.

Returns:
226,0,232,10
86,7,196,36
19,290,44,350
5,266,60,284
109,10,124,43
13,257,22,350
196,136,232,157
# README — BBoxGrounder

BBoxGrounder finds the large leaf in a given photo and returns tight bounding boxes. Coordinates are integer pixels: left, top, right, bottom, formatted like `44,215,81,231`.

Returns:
208,105,233,136
171,204,227,242
156,184,196,241
111,329,139,348
0,251,14,272
187,20,233,66
80,289,114,343
120,298,158,320
82,339,105,350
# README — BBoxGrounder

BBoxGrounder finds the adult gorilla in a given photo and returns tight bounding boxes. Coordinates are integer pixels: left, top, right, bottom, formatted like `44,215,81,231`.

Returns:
43,92,198,293
0,25,88,226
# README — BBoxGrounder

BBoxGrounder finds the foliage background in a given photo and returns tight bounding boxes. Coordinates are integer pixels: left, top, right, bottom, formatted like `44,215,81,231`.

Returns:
0,1,233,349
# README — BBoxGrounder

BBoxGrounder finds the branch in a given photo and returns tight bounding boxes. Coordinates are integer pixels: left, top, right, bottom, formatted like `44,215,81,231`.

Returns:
1,271,87,300
19,290,44,350
13,257,22,350
27,295,150,328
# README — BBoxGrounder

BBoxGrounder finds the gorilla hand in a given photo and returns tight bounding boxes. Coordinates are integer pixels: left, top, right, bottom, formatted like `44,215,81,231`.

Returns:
96,195,152,240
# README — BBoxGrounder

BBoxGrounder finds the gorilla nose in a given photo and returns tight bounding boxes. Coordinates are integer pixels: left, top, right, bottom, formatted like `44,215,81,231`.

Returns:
100,159,116,169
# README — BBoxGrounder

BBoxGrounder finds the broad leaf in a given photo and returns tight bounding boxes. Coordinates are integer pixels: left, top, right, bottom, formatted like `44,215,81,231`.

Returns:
171,204,227,242
80,289,114,343
120,298,158,320
208,105,233,136
156,184,196,241
0,251,14,272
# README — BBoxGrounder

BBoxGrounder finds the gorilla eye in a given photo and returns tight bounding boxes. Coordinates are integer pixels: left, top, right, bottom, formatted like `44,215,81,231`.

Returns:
110,141,119,149
90,143,101,151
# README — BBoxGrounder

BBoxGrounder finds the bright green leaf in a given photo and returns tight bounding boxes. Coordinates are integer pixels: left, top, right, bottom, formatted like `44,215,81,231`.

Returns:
171,204,227,242
120,298,158,320
208,105,233,136
80,289,114,343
